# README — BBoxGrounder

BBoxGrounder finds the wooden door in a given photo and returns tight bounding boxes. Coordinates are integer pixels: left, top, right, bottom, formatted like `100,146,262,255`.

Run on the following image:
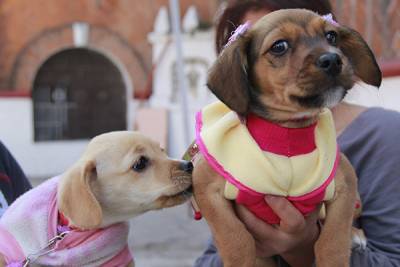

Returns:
33,48,126,141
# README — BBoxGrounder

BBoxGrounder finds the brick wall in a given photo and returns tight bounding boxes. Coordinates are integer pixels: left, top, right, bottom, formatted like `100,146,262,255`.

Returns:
0,0,217,93
332,0,400,61
0,0,398,94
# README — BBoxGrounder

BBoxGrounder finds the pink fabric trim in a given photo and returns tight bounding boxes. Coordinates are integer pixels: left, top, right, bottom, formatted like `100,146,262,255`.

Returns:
246,113,317,156
195,111,263,197
102,245,132,267
0,225,25,264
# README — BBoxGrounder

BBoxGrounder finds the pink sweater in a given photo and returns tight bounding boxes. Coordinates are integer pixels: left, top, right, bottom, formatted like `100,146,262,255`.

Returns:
0,176,132,267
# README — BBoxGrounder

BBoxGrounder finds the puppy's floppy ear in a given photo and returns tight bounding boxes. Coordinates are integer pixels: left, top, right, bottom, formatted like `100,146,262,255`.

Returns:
58,160,102,229
338,27,382,87
207,34,252,115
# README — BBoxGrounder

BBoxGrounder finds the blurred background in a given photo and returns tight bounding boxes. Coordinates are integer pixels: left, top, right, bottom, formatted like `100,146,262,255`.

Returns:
0,0,398,266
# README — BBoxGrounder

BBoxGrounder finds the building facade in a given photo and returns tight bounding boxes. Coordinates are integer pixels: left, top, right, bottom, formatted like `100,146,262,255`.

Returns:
0,0,399,178
0,0,217,177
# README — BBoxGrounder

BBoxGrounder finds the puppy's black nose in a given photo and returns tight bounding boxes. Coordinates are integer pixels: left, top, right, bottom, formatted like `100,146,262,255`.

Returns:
180,161,193,174
316,53,342,76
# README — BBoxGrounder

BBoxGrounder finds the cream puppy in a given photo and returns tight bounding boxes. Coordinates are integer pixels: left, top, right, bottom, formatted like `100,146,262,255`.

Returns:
0,131,193,267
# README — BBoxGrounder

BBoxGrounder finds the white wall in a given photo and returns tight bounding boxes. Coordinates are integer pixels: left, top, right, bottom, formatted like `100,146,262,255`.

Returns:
149,30,217,158
374,76,400,111
149,31,216,108
345,77,400,109
0,97,138,179
0,98,87,178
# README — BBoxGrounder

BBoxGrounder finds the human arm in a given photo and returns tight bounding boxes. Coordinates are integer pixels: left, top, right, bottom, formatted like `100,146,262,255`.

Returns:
193,238,223,267
0,141,31,205
338,108,400,267
348,155,400,267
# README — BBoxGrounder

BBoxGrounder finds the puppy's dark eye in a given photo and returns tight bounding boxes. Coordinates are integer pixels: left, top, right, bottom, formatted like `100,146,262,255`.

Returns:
325,31,337,46
133,156,149,172
269,40,289,56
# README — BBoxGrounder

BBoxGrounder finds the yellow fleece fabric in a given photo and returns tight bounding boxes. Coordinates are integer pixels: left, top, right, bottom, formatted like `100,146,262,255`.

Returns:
198,101,337,201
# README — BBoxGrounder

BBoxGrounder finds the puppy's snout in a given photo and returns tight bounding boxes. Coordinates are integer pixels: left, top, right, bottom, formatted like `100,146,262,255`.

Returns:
316,53,342,76
179,161,193,174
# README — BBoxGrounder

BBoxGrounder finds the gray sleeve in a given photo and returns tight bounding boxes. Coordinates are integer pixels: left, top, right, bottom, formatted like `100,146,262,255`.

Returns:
193,239,223,267
339,108,400,267
350,248,400,267
193,238,288,267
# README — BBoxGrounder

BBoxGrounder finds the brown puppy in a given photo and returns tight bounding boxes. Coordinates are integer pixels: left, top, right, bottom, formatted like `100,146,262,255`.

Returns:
0,131,193,267
192,9,381,267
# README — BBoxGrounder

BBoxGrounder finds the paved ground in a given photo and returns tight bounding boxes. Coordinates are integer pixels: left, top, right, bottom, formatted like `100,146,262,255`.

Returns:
128,204,210,267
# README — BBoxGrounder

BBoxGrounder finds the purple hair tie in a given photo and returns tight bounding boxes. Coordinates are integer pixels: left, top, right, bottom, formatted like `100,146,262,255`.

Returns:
57,224,71,234
322,13,339,27
224,21,251,48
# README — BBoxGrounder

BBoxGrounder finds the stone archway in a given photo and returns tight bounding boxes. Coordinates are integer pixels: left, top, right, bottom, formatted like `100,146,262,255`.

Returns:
9,23,148,97
32,48,126,141
9,23,151,137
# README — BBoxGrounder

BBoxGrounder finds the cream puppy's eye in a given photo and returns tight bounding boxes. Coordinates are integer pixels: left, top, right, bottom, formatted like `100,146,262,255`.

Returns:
269,40,289,56
132,156,149,172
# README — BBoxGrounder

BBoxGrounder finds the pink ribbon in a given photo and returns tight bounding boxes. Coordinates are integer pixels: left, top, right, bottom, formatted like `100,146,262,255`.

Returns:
224,21,251,48
322,13,339,26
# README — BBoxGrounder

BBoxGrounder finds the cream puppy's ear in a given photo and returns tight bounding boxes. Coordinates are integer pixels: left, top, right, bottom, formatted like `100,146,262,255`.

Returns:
58,160,102,229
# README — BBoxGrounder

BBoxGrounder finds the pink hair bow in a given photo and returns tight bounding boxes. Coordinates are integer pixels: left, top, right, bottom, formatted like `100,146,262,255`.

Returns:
224,21,251,48
322,13,339,27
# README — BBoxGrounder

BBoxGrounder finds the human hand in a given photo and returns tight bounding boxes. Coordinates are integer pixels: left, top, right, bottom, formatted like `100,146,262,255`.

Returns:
236,196,320,267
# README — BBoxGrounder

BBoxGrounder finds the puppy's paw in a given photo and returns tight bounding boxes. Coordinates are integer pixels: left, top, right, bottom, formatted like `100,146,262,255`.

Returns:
351,228,367,250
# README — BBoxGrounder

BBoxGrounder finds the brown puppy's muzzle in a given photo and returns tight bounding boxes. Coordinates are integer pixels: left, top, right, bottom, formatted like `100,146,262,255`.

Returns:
316,52,343,77
292,49,353,109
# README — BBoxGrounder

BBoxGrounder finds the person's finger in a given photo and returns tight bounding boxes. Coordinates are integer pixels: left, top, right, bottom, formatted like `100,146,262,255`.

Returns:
236,204,276,239
305,206,320,223
265,196,305,234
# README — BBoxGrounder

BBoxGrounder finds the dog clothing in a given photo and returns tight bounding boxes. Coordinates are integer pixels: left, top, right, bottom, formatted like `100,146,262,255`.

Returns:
194,101,339,224
0,176,132,267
